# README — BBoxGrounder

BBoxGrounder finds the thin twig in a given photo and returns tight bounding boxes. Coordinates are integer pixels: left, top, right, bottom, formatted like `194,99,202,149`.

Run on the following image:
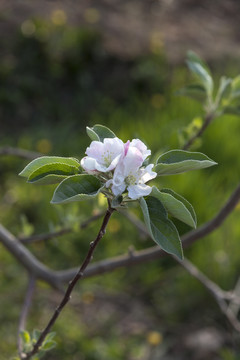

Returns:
18,275,36,358
0,147,40,160
183,112,215,150
19,228,71,244
19,212,105,244
175,257,240,332
23,204,115,360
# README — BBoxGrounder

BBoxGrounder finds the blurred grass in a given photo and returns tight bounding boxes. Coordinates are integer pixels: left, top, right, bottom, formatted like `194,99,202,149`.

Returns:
1,16,240,359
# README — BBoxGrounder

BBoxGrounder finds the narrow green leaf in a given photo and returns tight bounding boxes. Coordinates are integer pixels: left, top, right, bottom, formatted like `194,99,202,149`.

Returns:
28,163,80,185
230,75,240,99
51,174,102,204
151,186,197,228
215,76,232,105
187,51,212,74
20,330,31,345
176,84,206,102
139,196,183,259
41,340,57,351
19,156,80,178
44,332,56,343
89,124,116,142
155,150,217,175
186,60,213,96
86,126,100,141
32,329,42,342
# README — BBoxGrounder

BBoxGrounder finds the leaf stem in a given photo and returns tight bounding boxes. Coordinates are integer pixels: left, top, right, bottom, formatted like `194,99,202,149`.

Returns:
23,203,115,360
183,112,215,150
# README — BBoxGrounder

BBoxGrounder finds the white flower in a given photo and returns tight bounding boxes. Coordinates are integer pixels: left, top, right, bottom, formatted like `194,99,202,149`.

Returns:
107,145,157,200
128,139,151,160
81,137,124,173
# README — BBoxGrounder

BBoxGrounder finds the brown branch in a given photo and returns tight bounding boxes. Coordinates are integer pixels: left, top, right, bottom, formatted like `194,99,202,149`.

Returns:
183,112,215,150
57,181,240,282
1,183,240,287
0,146,40,160
0,224,63,289
18,275,36,358
175,257,240,332
24,204,115,360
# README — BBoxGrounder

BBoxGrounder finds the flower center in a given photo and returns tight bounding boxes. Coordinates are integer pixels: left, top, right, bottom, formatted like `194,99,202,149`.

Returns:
102,150,114,166
125,173,137,186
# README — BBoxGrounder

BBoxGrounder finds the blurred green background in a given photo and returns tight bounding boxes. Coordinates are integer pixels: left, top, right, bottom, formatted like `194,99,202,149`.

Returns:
1,3,240,360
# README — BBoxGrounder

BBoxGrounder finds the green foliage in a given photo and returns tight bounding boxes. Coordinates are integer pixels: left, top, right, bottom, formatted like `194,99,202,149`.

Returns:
179,50,240,117
151,186,197,228
19,329,56,359
20,124,216,260
155,149,217,175
186,51,213,98
139,196,183,259
86,124,116,142
19,156,80,179
51,174,102,204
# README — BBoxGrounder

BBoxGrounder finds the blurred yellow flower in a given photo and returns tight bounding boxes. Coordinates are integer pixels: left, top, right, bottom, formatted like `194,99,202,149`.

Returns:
36,139,52,154
146,331,163,346
51,9,67,26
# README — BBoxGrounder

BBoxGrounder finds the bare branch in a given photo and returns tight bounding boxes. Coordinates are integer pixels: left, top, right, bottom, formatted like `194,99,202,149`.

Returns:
0,224,62,290
18,275,36,358
19,228,71,244
0,146,40,160
58,181,240,282
24,204,115,360
1,182,240,287
175,257,240,332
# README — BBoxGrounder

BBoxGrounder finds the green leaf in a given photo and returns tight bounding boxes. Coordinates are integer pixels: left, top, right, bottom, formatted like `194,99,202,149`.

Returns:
86,124,116,142
41,340,57,351
139,196,183,259
187,51,212,74
27,163,80,185
151,186,197,228
32,329,42,342
215,76,232,105
44,332,56,343
19,156,80,178
86,126,100,141
186,52,213,97
155,150,217,175
176,84,207,102
51,174,102,204
20,330,31,345
231,75,240,98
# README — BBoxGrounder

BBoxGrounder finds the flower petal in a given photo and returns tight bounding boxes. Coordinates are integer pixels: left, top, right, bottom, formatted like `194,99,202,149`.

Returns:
128,184,152,200
130,139,151,160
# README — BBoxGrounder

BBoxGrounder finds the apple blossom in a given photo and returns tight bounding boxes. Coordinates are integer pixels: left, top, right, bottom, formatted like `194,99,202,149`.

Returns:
81,137,124,173
106,142,157,200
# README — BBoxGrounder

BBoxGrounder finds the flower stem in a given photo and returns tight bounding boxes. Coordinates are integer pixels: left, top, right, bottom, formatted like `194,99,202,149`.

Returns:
23,203,115,360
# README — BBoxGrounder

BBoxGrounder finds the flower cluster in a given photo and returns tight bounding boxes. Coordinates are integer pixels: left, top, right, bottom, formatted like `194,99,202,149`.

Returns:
81,137,157,200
